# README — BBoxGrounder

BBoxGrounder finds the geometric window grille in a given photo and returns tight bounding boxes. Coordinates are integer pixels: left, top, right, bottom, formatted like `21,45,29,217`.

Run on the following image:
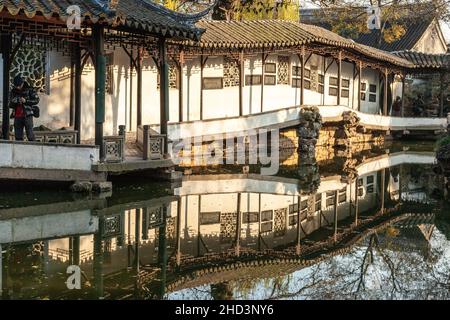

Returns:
157,64,178,89
103,215,122,238
11,46,47,94
274,208,287,237
148,206,164,228
105,53,114,95
220,212,237,243
277,56,289,85
223,56,240,87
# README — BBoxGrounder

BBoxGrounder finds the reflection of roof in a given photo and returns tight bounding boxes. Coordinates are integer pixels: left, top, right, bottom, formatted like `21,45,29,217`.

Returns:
193,20,413,68
163,210,422,293
0,0,209,40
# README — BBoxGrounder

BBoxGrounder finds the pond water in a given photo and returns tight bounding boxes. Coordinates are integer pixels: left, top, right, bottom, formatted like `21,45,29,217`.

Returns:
1,141,450,300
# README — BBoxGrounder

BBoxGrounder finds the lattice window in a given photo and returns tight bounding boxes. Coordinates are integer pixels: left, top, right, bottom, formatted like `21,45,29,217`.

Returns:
103,215,122,239
105,53,114,95
157,64,178,89
11,46,48,94
223,56,240,87
220,212,237,243
274,208,287,237
277,56,289,85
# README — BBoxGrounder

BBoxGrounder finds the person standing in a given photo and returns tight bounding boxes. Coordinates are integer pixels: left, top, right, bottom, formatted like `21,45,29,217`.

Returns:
9,75,39,141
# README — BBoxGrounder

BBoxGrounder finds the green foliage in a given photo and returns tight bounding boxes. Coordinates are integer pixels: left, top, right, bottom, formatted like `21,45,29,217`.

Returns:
436,134,450,150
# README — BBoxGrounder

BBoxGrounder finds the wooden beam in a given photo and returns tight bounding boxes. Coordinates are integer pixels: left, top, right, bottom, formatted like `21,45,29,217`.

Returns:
239,50,244,116
73,45,82,144
1,34,11,140
159,37,169,153
69,49,75,127
235,192,241,256
93,25,106,161
200,54,208,121
178,50,184,122
136,48,143,127
337,51,342,106
401,75,406,118
358,61,362,112
383,68,388,116
300,46,305,106
261,49,268,113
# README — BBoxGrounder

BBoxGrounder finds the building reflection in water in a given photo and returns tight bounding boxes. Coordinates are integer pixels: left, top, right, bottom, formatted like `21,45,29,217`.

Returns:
0,150,444,300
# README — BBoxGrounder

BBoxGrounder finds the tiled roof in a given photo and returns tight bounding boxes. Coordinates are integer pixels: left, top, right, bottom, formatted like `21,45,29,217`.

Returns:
355,18,434,52
300,8,437,52
193,20,414,68
0,0,210,40
393,50,449,69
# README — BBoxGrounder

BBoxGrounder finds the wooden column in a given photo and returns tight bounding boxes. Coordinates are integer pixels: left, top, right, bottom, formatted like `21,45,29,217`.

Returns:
129,50,134,130
136,48,143,128
178,50,184,122
383,69,388,116
199,55,207,121
337,51,342,106
239,50,244,116
358,61,362,111
300,46,305,106
93,25,106,160
261,49,266,112
1,34,11,140
69,50,75,127
440,71,445,118
74,45,82,144
158,37,169,153
0,244,2,297
401,75,406,117
296,195,301,255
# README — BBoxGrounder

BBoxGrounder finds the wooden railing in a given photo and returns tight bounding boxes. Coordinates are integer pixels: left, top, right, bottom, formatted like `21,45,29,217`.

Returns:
136,125,166,160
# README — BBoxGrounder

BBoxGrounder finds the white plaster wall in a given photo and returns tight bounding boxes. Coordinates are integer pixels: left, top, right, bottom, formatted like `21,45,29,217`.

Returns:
413,21,448,55
360,68,380,114
0,142,99,170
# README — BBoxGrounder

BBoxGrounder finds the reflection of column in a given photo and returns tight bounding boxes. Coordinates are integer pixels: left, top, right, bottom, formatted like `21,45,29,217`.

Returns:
134,209,141,272
381,169,386,212
0,244,2,297
73,237,80,266
175,199,182,267
235,193,242,256
354,180,359,226
197,195,201,257
334,191,338,242
157,207,168,299
296,195,301,255
258,193,262,251
93,216,104,299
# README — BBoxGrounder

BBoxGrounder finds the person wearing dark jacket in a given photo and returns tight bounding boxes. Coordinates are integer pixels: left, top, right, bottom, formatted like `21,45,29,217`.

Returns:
9,75,39,141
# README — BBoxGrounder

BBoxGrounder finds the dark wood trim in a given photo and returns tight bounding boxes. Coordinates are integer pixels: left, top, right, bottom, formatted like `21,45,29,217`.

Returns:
358,61,362,112
334,190,338,242
299,46,305,106
337,51,342,106
136,48,143,127
401,75,405,117
178,50,184,122
93,25,106,161
159,37,169,153
74,45,82,144
1,34,11,140
200,54,208,121
69,47,75,127
383,68,388,116
239,50,245,116
261,49,268,113
129,50,134,131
